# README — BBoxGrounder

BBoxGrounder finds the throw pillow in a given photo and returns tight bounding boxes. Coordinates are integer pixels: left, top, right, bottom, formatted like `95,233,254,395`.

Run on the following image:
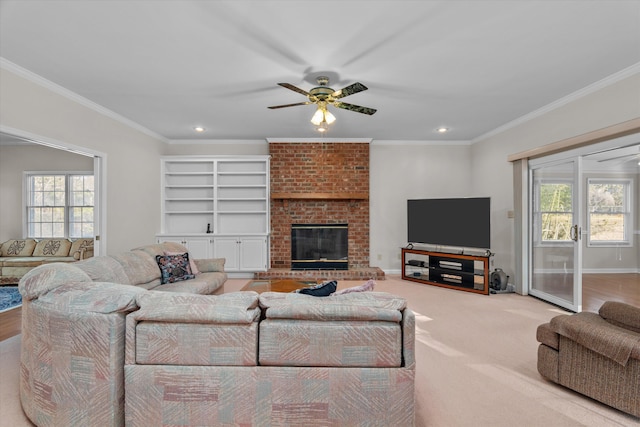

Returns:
156,253,195,284
333,279,375,295
295,280,337,297
164,251,200,275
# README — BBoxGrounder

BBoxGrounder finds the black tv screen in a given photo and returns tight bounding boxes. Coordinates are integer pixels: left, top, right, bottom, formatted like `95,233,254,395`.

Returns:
407,197,491,249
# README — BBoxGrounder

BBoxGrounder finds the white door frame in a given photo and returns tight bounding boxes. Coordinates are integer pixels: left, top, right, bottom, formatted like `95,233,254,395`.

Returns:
0,125,107,255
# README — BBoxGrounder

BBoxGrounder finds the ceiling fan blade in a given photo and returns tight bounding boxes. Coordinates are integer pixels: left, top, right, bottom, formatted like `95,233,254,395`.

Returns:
268,101,311,109
332,82,368,99
333,101,377,115
278,83,311,97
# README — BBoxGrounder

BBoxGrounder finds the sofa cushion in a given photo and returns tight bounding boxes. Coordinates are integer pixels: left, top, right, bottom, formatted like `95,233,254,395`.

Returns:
111,251,160,286
0,239,36,256
156,253,195,284
132,242,189,259
165,251,200,275
130,292,260,366
599,301,640,334
134,322,258,366
76,255,131,284
0,258,44,267
33,239,72,257
259,319,402,367
550,312,640,366
70,238,94,259
150,271,226,294
19,263,92,301
37,281,143,314
194,258,225,273
258,292,406,367
259,292,406,322
135,291,260,323
294,280,336,296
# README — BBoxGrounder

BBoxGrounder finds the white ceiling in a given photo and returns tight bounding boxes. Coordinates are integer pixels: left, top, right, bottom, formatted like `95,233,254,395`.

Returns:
1,0,639,142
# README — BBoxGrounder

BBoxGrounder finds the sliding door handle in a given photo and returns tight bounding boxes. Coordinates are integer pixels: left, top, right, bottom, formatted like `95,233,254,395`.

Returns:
570,224,579,242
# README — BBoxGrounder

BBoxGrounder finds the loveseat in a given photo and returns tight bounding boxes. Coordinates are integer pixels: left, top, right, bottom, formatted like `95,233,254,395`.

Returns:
0,238,94,284
19,242,416,426
536,301,640,417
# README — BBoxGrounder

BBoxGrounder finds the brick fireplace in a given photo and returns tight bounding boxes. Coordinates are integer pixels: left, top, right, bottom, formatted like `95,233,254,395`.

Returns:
255,139,384,281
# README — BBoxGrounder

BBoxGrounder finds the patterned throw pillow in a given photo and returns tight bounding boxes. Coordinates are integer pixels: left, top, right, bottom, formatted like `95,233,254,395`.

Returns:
164,251,200,275
156,253,195,284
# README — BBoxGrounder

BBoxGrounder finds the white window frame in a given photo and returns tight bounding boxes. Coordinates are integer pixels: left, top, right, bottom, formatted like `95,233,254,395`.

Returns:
533,178,574,247
24,171,94,239
586,178,633,247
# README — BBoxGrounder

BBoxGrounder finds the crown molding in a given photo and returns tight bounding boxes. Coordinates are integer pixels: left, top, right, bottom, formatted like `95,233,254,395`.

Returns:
473,61,640,144
266,138,372,144
0,57,169,144
167,139,266,145
372,140,471,146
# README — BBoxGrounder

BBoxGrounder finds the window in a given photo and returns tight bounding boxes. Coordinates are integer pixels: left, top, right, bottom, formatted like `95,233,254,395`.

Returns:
26,173,94,238
535,180,573,244
587,179,632,246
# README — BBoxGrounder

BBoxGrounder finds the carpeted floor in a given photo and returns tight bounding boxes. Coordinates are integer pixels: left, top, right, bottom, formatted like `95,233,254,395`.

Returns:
0,286,22,313
1,276,638,426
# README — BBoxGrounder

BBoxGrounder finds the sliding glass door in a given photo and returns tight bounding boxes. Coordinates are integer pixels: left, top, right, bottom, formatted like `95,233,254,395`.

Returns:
530,158,583,312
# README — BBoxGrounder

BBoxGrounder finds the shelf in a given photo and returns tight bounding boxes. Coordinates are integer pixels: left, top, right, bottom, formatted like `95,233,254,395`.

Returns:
165,211,214,214
162,156,269,239
271,192,369,200
165,172,214,175
166,185,214,188
218,172,266,175
402,248,491,295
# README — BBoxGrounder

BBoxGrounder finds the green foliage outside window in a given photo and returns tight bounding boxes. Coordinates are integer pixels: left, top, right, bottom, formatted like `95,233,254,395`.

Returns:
588,182,628,243
539,183,573,242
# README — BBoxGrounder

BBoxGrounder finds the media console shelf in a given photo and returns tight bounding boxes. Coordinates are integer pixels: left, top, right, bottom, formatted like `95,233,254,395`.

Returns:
401,247,491,295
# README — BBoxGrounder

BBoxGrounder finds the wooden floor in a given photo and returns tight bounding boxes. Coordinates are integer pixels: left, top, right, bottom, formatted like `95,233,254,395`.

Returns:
1,273,638,342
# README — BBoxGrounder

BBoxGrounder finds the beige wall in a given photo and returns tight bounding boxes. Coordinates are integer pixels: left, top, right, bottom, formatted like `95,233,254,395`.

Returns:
0,67,165,254
471,73,640,286
369,143,473,270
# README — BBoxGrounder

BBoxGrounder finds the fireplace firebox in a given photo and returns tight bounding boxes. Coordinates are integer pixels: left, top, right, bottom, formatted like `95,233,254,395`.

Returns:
291,224,348,270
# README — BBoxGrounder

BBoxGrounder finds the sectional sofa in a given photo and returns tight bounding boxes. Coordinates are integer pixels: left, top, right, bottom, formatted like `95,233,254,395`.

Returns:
18,242,416,426
0,238,94,284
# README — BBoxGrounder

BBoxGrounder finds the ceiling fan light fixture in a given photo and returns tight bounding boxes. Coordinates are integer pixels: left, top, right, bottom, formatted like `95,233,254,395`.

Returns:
310,108,325,126
325,110,336,124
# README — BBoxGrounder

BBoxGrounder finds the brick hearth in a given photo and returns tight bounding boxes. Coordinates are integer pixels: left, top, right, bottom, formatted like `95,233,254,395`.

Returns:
261,140,384,280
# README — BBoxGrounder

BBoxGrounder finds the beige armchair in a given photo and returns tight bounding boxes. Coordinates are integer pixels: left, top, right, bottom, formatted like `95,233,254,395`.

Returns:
536,301,640,417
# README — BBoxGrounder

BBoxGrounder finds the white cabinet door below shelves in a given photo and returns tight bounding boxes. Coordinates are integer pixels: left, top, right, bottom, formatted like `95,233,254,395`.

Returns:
213,236,268,272
239,237,267,271
213,237,241,271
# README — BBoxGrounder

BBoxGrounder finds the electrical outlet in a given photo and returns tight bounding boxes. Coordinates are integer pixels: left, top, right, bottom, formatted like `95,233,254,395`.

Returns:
377,254,382,261
507,210,515,219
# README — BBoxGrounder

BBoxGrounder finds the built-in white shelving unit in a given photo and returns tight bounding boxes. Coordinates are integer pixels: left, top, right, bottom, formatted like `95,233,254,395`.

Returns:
157,156,270,272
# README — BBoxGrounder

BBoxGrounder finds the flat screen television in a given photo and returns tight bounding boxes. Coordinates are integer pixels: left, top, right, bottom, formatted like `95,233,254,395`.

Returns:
407,197,491,249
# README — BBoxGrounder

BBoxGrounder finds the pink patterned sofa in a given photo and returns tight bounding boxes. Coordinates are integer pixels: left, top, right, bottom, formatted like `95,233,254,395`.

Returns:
19,242,415,426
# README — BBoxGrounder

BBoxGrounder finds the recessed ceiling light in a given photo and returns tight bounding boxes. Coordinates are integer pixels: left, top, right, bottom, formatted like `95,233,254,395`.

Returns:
194,126,205,133
436,127,449,133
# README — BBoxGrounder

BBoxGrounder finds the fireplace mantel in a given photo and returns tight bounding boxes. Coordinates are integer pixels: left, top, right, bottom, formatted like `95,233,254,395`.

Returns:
271,192,369,200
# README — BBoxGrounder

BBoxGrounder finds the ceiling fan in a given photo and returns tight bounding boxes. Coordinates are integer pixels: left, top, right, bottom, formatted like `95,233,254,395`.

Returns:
268,76,377,131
